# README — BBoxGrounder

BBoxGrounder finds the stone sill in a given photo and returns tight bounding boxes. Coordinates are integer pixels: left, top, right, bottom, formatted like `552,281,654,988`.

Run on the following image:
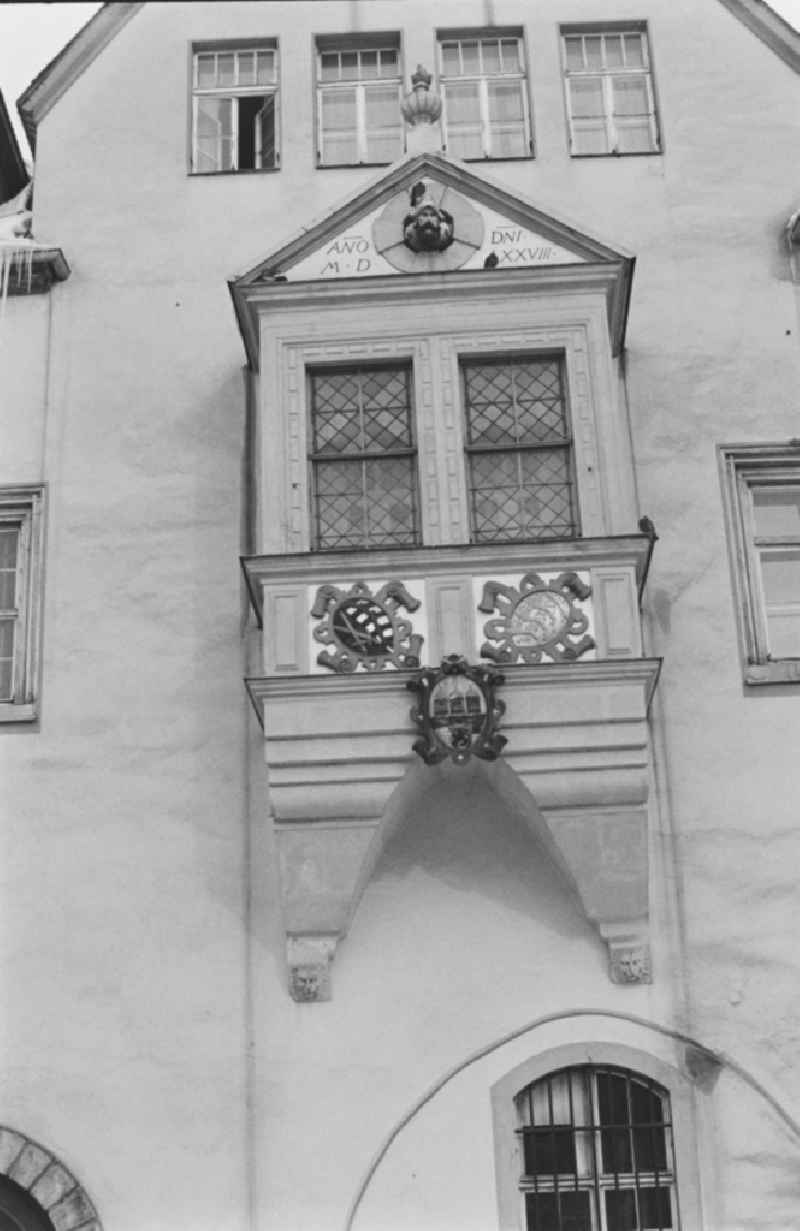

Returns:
745,660,800,685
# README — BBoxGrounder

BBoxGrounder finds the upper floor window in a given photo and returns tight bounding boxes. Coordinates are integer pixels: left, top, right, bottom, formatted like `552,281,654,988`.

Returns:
191,45,279,173
517,1065,677,1230
438,32,531,160
309,364,419,550
561,27,660,156
720,444,800,685
462,356,577,543
0,485,45,723
316,37,404,166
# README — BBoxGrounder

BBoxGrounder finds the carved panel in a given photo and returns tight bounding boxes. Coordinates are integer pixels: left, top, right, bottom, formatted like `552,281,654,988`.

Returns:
478,571,594,664
592,567,641,658
311,580,423,673
264,588,308,674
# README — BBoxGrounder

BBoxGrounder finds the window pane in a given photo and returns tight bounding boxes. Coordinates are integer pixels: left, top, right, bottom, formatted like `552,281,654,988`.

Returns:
365,457,417,546
616,119,656,153
639,1186,673,1229
753,487,800,537
238,51,255,86
253,96,277,169
256,50,276,84
361,367,413,448
605,1189,637,1230
340,50,359,78
584,35,603,68
320,88,358,163
487,81,526,156
482,39,501,74
521,1127,576,1175
360,50,378,79
314,460,366,549
760,549,800,606
440,42,461,75
364,84,403,162
470,448,574,541
444,81,483,158
500,39,521,73
0,617,14,700
195,97,235,171
624,33,645,66
765,610,800,658
564,36,584,70
605,34,624,67
320,52,340,82
378,48,398,77
217,52,235,86
0,528,19,570
461,41,480,74
613,75,650,116
525,1191,591,1231
570,77,604,118
196,53,216,87
571,120,608,155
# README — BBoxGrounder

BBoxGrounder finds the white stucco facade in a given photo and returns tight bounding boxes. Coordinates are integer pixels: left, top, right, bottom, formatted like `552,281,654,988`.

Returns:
1,3,800,1230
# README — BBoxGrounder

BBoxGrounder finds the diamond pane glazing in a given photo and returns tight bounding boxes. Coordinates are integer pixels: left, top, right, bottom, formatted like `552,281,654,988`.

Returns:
469,447,575,541
464,359,567,447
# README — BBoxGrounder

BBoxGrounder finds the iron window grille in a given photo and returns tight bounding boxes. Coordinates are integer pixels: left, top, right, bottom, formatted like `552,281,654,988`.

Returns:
438,33,532,160
462,356,577,544
517,1065,678,1231
316,39,404,166
309,364,420,551
561,28,660,156
192,45,279,172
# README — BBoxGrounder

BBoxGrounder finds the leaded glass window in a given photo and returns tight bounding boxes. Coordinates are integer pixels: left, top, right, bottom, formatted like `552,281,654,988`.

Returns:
462,356,577,543
518,1066,678,1231
192,45,279,172
309,365,419,551
561,28,660,156
316,40,403,166
438,33,531,160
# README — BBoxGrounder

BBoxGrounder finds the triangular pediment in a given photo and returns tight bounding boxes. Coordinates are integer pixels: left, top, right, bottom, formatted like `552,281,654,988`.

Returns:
233,153,631,286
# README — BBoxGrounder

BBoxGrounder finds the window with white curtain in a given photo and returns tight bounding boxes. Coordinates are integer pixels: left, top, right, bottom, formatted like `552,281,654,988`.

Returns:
438,32,532,160
561,27,660,156
316,38,404,166
516,1065,678,1230
192,45,279,172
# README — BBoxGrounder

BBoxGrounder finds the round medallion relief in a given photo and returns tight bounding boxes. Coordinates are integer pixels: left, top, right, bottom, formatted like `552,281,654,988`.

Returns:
331,596,394,658
509,589,571,647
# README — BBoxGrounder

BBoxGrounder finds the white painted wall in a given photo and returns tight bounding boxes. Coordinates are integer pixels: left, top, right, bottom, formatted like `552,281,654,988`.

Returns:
1,2,799,1229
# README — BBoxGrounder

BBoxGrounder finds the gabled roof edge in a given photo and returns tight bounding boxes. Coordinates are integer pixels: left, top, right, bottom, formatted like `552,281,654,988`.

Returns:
716,0,800,73
17,2,144,152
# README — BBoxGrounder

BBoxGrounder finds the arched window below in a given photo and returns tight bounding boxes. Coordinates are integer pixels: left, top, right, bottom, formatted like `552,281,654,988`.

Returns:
515,1065,677,1231
0,1177,54,1231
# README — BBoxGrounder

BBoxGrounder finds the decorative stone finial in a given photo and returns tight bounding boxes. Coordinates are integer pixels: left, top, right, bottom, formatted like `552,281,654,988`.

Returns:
400,63,442,126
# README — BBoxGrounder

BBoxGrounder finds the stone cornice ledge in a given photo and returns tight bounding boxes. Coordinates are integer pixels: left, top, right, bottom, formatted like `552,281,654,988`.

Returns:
245,657,662,726
242,534,653,627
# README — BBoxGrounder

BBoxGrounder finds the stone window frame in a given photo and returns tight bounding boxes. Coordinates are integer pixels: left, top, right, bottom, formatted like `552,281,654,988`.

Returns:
0,485,45,724
314,32,404,168
719,442,800,685
559,23,662,158
491,1043,702,1231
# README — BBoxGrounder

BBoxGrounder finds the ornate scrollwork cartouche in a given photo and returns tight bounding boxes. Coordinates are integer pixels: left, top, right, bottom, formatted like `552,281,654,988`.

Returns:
478,571,595,664
407,653,506,765
311,580,423,673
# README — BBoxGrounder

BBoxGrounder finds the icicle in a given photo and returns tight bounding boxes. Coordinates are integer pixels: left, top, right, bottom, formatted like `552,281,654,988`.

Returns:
0,242,36,329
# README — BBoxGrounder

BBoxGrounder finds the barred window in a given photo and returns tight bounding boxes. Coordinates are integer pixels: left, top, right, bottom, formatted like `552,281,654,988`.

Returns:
561,28,660,156
438,33,531,160
192,45,279,172
517,1066,678,1231
462,356,577,543
316,38,403,166
309,365,419,551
